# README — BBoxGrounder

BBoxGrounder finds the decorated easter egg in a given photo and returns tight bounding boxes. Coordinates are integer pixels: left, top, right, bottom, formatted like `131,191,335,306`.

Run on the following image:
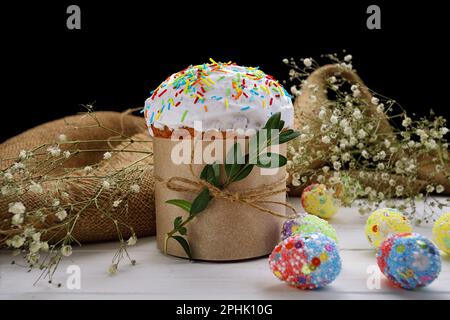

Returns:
432,212,450,254
269,233,341,289
281,214,338,243
365,208,413,248
301,184,339,219
377,233,441,289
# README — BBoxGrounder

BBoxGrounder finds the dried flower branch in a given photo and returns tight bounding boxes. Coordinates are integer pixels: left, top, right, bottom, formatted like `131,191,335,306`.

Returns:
284,53,450,224
0,106,153,285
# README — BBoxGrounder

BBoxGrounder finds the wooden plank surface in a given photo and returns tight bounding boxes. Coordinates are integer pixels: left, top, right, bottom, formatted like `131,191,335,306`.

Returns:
1,198,449,300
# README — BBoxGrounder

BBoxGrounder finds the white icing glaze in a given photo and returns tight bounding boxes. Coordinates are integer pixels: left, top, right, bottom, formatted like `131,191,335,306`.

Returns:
143,62,293,135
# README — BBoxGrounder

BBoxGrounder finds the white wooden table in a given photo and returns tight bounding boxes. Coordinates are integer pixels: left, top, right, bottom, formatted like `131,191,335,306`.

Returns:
1,198,449,300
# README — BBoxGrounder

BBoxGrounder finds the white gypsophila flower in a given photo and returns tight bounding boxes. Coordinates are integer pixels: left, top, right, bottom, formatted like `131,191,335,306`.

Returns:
342,153,351,162
320,124,328,132
436,185,445,193
47,146,61,157
303,58,312,67
349,137,357,146
333,161,342,170
52,198,60,207
361,150,369,159
40,242,49,252
353,89,361,98
11,213,24,226
318,109,327,119
357,129,367,139
384,139,391,148
32,232,41,242
290,86,299,96
282,58,289,64
329,76,337,83
344,54,353,62
377,151,386,160
130,184,140,193
8,202,26,215
1,185,16,197
426,185,435,193
396,185,404,196
108,264,118,275
102,180,111,189
19,150,27,160
416,129,427,140
103,152,112,160
9,235,25,248
351,84,358,92
330,115,338,124
425,139,437,150
113,200,122,208
64,150,71,158
55,208,67,221
339,118,349,128
29,242,41,253
61,245,73,257
377,163,385,170
389,179,396,186
331,155,339,162
3,172,13,181
371,97,379,105
84,166,93,172
381,173,389,181
346,101,353,108
440,127,449,135
402,117,412,127
28,181,43,194
127,235,137,246
12,162,25,171
310,95,317,103
343,127,353,138
321,136,331,144
322,166,330,173
376,104,384,113
61,192,69,198
353,109,362,119
58,134,67,142
389,146,398,153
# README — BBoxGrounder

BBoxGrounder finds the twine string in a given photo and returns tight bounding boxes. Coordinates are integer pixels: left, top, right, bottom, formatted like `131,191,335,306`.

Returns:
155,173,298,219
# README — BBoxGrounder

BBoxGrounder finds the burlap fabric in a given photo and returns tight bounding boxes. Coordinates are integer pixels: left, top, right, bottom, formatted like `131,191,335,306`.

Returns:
1,111,156,243
288,64,450,196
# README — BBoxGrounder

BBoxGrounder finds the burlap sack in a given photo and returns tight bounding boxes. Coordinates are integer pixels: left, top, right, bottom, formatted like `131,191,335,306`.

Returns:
1,111,156,244
289,64,450,196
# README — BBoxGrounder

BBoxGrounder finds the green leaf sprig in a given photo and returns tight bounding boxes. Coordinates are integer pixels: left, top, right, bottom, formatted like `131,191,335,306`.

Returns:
164,112,300,258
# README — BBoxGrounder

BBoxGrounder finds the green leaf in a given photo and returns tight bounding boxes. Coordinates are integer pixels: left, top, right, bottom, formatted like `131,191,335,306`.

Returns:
232,164,254,182
178,227,187,235
166,199,192,213
264,112,281,130
172,236,192,259
190,187,211,216
278,120,285,130
225,142,243,179
249,131,268,158
212,162,220,182
279,130,301,144
256,153,287,168
173,216,183,229
200,164,220,187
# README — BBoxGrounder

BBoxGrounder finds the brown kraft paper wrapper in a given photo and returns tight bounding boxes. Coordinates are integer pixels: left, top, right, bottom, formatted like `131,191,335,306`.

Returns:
154,136,287,261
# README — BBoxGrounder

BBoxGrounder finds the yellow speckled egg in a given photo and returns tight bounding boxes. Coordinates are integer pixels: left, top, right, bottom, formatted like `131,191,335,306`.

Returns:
301,184,339,219
365,208,413,248
432,212,450,254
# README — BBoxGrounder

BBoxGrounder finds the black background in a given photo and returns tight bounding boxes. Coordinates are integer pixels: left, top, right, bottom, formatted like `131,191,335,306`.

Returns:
1,1,448,141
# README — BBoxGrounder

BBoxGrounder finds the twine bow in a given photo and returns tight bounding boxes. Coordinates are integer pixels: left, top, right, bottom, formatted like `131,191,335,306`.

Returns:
156,173,298,219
